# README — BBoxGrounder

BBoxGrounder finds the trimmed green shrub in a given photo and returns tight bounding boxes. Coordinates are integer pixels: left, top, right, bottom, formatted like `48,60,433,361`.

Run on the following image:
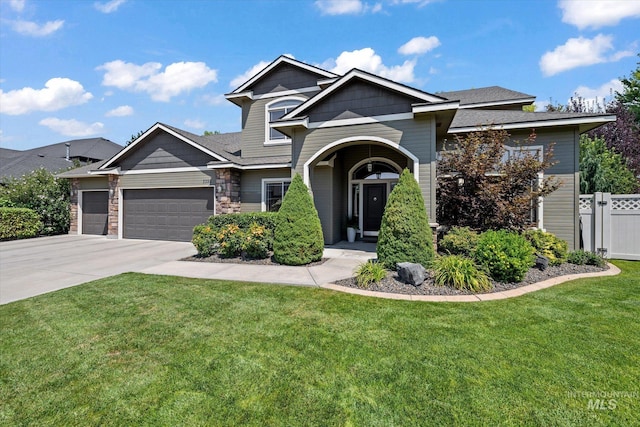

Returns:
434,255,491,292
242,222,272,259
377,169,435,269
273,174,324,265
0,168,70,235
0,207,43,240
207,211,278,232
216,224,244,258
523,229,568,266
439,226,480,256
355,261,387,288
473,230,535,283
192,224,217,257
568,250,607,268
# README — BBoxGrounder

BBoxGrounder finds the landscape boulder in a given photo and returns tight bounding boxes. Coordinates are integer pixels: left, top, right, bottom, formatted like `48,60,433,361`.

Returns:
397,262,427,286
535,254,549,271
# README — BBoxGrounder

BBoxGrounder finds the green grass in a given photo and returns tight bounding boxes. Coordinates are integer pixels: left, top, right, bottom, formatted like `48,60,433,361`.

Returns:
1,261,639,426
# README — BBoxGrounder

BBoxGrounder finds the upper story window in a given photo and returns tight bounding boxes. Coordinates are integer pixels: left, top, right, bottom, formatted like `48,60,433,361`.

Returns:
265,97,304,145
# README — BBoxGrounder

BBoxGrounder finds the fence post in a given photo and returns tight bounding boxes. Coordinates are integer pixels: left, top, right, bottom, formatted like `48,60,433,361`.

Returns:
593,192,603,256
599,193,612,258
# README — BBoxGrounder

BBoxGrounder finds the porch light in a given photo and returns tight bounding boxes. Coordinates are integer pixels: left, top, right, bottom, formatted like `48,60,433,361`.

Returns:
367,162,373,173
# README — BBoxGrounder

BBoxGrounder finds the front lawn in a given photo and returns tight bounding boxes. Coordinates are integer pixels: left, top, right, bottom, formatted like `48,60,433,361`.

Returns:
1,261,638,425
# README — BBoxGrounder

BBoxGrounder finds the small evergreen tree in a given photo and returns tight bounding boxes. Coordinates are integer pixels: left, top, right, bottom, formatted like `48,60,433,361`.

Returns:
273,174,324,265
377,169,435,269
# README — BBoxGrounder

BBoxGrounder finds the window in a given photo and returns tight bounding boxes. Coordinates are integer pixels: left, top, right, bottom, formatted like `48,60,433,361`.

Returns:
265,98,303,144
262,179,291,212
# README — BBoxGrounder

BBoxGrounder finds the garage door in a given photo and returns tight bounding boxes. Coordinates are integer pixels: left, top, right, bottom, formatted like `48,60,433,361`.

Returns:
82,191,108,235
123,188,214,241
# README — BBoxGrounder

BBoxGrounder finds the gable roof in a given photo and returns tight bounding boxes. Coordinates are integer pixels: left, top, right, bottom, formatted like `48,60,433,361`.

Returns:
280,68,451,122
438,86,535,109
228,55,338,95
449,109,616,134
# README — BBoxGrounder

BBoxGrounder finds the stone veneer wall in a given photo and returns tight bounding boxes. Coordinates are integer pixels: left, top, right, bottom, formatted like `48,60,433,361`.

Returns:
69,178,79,234
107,174,119,238
215,169,241,214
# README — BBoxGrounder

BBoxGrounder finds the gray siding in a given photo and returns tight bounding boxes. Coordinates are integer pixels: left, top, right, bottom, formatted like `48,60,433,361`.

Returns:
293,117,434,219
78,177,108,190
120,170,216,189
118,131,215,170
313,166,335,243
250,63,323,95
307,80,420,122
240,168,292,212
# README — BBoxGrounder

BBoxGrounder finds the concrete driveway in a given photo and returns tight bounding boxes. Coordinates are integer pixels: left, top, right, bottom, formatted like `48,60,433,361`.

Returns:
0,235,196,305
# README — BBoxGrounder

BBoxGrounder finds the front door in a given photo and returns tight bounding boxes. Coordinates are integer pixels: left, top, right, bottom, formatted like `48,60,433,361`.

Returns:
363,183,386,235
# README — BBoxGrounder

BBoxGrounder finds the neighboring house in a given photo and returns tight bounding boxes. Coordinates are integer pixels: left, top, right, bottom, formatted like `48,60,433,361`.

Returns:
59,55,614,247
1,138,122,184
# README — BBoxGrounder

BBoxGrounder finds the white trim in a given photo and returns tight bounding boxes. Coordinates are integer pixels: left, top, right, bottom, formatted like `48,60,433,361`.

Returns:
101,123,228,169
506,145,545,230
253,86,319,100
347,158,402,236
457,98,536,109
303,136,420,187
77,189,109,236
261,178,292,212
307,113,414,129
120,166,210,175
282,69,446,121
265,96,306,145
449,115,616,133
206,162,291,170
89,167,120,175
412,101,460,114
230,56,337,94
225,91,253,100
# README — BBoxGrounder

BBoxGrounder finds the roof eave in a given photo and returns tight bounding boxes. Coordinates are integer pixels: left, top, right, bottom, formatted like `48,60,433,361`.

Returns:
448,115,617,134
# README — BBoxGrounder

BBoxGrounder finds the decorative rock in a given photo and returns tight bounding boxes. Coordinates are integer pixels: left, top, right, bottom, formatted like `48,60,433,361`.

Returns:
397,262,427,286
535,254,549,271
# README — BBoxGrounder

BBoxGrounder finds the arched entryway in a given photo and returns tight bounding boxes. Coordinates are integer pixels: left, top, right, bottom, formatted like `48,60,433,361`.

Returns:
302,136,418,244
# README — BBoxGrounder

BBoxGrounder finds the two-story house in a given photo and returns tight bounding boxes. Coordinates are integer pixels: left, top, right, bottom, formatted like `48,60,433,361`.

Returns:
60,55,614,247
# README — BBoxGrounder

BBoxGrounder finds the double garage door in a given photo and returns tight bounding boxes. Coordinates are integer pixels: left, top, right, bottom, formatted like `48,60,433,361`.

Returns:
123,188,214,242
81,188,214,242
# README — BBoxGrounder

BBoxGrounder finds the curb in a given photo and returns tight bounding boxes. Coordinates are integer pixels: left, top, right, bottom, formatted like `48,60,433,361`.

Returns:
319,263,621,302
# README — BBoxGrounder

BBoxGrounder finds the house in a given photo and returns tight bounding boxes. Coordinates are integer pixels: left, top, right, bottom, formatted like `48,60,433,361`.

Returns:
1,137,122,184
59,55,614,247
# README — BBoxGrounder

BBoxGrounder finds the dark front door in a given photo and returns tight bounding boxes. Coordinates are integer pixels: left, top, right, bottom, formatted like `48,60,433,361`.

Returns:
363,183,386,233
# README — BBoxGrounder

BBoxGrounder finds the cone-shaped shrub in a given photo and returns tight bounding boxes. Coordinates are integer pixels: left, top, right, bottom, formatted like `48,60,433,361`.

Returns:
377,169,435,269
273,174,324,265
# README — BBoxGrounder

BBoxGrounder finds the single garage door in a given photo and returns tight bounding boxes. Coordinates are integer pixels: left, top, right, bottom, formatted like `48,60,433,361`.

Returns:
82,191,108,235
123,188,214,241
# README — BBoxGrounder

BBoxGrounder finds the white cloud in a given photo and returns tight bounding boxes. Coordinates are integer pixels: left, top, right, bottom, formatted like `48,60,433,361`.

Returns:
97,60,218,102
201,94,227,105
184,119,206,129
573,78,623,104
105,105,133,117
539,34,631,76
0,78,93,115
229,60,270,88
325,48,417,83
9,0,25,12
391,0,434,6
559,0,640,29
11,20,64,37
398,36,441,55
315,0,363,15
94,0,127,13
39,118,104,137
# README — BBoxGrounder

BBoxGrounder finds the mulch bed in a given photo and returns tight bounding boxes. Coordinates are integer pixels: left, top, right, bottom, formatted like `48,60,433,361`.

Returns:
334,263,609,296
182,252,327,267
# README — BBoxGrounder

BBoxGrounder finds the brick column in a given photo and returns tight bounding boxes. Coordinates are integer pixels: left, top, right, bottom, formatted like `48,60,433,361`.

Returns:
215,169,241,214
69,179,79,234
107,174,119,238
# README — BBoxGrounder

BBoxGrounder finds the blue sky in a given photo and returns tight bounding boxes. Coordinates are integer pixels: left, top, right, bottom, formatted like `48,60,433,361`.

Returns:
1,0,639,150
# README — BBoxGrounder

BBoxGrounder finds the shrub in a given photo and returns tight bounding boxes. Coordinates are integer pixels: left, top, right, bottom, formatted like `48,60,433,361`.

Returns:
0,168,70,235
377,169,435,269
473,230,535,283
522,229,568,266
273,174,324,265
216,223,244,258
567,249,589,265
439,226,479,256
434,255,491,292
242,222,272,259
585,252,607,268
355,261,387,288
207,212,278,233
0,207,43,240
192,225,218,257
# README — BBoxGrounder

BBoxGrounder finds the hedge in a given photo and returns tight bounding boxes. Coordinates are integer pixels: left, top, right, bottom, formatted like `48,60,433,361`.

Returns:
0,207,43,240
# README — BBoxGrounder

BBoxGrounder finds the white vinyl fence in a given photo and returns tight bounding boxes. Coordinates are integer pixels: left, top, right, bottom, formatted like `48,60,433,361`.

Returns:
580,193,640,260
